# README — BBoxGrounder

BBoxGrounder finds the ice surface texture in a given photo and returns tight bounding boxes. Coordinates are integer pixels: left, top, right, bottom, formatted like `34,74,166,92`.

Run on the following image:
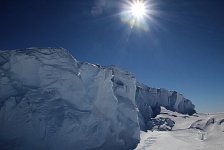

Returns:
0,48,195,150
136,83,196,131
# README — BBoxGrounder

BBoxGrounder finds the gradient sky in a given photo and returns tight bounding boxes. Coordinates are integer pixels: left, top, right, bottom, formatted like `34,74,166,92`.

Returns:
0,0,224,112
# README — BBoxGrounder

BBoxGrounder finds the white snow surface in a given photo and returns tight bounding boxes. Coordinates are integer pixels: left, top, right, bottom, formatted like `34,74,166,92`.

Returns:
0,48,197,150
136,107,224,150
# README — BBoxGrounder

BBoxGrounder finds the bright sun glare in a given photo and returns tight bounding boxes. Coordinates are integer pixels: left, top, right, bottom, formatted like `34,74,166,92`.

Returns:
120,0,156,31
131,1,146,19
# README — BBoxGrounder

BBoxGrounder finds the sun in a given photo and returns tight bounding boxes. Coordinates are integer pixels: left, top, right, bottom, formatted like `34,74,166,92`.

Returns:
120,0,157,31
130,1,147,19
120,0,152,30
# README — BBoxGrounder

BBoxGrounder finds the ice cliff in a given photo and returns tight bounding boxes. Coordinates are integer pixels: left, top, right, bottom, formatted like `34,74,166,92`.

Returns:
0,48,195,150
136,83,196,131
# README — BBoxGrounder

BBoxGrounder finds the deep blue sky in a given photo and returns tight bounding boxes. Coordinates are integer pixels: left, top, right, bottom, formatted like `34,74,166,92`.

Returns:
1,0,224,112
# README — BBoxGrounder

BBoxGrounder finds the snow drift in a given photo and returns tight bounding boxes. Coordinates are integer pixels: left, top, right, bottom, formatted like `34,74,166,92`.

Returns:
0,48,195,150
135,108,224,150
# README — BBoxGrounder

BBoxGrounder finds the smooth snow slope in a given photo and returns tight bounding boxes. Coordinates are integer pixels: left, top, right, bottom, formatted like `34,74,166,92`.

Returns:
0,48,195,150
136,107,224,150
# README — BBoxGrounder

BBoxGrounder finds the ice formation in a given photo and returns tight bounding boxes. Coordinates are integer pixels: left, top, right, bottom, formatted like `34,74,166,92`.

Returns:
136,83,196,130
0,48,195,150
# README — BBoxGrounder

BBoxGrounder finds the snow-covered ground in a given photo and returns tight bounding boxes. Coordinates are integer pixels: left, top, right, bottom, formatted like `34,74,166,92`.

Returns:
136,107,224,150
